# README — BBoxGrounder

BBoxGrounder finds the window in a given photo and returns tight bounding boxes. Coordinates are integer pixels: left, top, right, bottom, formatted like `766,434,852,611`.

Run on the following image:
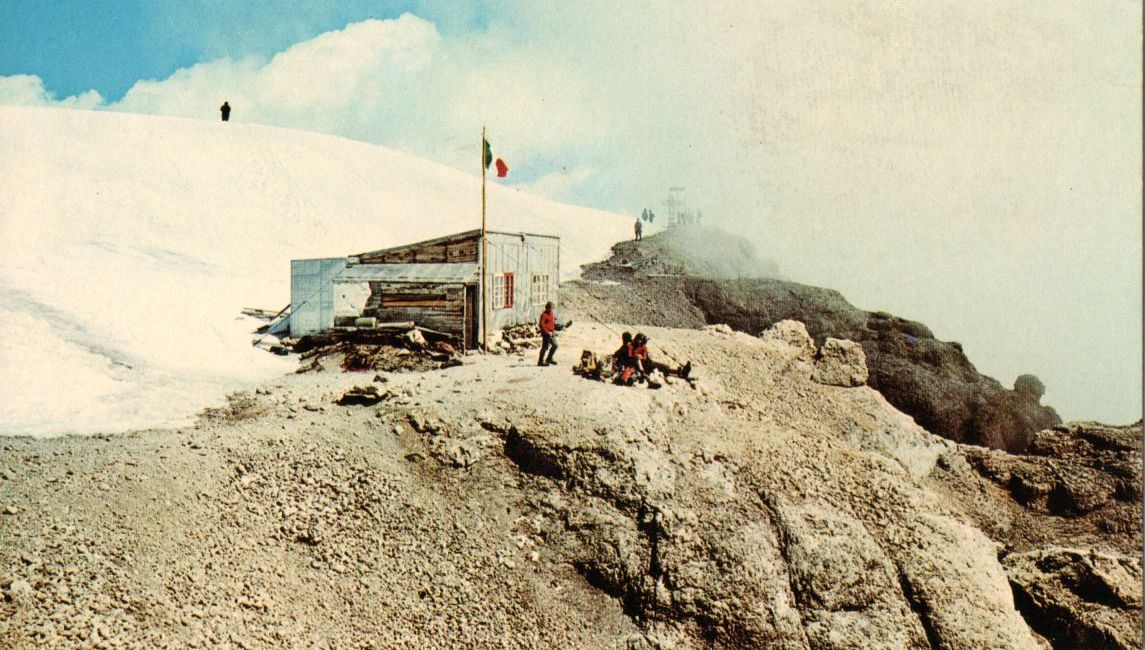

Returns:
531,273,550,306
492,272,514,309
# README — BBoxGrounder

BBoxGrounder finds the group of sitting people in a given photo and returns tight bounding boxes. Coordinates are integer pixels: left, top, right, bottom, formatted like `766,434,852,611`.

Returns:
612,332,652,385
575,331,692,388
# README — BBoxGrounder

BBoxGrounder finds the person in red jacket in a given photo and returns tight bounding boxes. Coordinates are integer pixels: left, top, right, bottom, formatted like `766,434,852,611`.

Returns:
538,302,558,366
623,333,664,388
612,332,636,384
630,333,650,374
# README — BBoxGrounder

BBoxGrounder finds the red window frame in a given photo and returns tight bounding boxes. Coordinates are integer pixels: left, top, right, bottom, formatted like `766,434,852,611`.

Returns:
493,272,514,309
501,273,514,308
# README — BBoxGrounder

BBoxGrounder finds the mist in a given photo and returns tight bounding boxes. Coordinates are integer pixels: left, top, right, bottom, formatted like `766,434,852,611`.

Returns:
524,1,1143,424
1,1,1139,422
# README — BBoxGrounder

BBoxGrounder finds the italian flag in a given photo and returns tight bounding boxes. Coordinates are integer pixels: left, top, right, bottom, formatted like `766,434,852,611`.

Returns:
483,138,508,178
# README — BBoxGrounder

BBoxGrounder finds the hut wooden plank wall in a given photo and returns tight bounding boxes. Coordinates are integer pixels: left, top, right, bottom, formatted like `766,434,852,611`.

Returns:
364,284,465,329
288,229,559,349
355,232,480,265
333,263,476,342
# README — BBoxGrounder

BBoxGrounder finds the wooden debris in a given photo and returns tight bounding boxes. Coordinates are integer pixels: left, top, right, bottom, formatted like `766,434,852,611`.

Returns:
242,304,290,321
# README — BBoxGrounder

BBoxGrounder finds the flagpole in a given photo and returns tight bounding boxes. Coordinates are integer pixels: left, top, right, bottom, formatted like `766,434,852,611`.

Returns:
480,126,488,352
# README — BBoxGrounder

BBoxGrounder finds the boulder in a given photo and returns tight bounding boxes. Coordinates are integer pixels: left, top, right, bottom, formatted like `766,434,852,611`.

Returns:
336,385,385,406
812,338,868,387
4,578,34,605
759,320,816,362
1005,547,1142,650
1014,375,1047,403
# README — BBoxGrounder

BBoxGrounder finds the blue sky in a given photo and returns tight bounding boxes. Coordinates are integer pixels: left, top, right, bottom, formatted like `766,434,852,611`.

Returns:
0,1,494,101
0,1,1140,423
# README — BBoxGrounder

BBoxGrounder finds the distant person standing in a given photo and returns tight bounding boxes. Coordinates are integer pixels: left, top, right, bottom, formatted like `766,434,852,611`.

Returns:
220,101,231,122
634,218,643,241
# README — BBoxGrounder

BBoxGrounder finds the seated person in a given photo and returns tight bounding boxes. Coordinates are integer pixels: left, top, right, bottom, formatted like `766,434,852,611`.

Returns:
613,332,638,385
629,333,662,389
630,333,692,382
630,333,651,375
612,332,633,366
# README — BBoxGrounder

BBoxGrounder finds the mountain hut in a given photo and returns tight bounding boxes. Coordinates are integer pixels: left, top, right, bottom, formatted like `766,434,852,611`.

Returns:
285,229,559,349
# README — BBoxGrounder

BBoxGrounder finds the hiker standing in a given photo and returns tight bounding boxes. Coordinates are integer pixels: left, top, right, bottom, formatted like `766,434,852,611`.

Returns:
220,101,231,122
538,302,558,366
634,218,643,241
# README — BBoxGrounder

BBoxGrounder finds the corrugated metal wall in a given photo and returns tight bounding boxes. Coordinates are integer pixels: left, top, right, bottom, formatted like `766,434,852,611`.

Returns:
483,233,560,334
289,258,347,336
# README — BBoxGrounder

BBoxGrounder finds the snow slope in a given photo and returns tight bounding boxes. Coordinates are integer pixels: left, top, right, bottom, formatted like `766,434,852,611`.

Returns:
0,106,630,436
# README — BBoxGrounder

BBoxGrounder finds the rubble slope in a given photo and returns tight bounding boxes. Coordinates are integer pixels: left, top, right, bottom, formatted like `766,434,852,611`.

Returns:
6,322,1134,648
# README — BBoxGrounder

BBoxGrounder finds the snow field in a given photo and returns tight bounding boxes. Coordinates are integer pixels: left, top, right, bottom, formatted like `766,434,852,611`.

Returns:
0,106,629,435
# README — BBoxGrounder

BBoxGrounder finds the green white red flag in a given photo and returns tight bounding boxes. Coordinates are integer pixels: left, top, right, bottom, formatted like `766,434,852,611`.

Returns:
483,138,508,177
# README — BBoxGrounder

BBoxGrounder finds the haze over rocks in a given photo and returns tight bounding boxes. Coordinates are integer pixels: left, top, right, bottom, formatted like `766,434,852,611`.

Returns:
582,226,783,282
568,225,1061,452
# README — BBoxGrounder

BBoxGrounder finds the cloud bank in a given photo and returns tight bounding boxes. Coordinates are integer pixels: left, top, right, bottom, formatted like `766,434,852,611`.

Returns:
0,74,103,108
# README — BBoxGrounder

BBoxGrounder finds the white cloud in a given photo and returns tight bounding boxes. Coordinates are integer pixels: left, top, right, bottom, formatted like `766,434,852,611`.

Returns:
108,14,598,176
0,74,103,109
513,166,599,204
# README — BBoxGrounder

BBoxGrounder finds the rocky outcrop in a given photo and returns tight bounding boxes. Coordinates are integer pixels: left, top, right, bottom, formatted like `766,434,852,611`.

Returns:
1005,548,1142,650
581,225,782,282
462,325,1046,648
812,338,868,387
1014,374,1047,403
495,416,1041,649
928,421,1142,649
682,278,1060,452
942,422,1142,550
570,232,1060,451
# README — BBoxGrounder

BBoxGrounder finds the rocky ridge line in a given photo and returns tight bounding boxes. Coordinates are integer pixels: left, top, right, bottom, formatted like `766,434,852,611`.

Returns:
569,226,1061,452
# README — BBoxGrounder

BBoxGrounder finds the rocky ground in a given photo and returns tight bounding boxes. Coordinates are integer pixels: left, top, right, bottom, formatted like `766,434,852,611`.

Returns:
2,318,1139,648
568,227,1061,452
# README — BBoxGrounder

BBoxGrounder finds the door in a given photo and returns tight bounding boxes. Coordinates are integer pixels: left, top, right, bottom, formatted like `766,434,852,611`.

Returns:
464,283,478,349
